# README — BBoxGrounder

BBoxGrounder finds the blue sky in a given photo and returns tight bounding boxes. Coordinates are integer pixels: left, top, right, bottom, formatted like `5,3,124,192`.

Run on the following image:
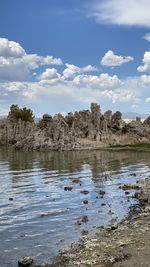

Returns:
0,0,150,116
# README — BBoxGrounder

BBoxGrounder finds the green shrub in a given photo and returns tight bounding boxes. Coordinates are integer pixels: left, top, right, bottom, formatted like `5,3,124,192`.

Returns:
14,107,34,122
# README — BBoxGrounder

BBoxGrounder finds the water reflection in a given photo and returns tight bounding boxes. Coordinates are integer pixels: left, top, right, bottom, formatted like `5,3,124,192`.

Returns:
0,148,149,174
0,148,150,267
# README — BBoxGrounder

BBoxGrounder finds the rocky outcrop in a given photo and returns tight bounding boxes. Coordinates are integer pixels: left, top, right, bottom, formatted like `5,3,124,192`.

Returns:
0,103,150,151
143,116,150,125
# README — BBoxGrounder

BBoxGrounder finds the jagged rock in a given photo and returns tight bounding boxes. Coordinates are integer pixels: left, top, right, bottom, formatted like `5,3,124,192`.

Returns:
111,111,123,131
136,117,141,123
104,110,112,122
7,104,20,123
144,116,150,125
0,103,150,151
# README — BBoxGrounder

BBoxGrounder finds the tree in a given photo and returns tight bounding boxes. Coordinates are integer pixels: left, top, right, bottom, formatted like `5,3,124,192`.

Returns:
14,107,34,122
8,105,34,123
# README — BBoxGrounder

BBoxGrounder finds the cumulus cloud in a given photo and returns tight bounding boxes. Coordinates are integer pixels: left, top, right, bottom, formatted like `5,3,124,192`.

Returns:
137,52,150,73
73,73,122,89
101,50,134,67
63,63,98,79
101,89,136,104
0,38,63,81
89,0,150,27
38,68,61,80
0,37,149,115
140,74,150,83
0,38,25,58
145,97,150,103
0,79,134,107
143,33,150,42
0,73,143,113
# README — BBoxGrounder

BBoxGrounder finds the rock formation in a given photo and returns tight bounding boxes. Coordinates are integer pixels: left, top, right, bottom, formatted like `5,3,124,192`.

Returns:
0,103,150,151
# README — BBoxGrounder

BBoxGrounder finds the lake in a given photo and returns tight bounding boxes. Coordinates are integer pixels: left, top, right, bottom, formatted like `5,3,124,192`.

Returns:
0,148,150,266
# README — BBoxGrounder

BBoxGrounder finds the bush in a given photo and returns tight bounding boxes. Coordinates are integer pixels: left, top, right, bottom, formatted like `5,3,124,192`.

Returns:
14,107,34,122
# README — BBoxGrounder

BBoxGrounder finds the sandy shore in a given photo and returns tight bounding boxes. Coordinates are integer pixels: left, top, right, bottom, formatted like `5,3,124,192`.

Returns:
29,178,150,267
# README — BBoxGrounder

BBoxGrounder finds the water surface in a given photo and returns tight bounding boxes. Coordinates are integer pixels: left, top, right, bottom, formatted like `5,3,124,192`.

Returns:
0,148,150,266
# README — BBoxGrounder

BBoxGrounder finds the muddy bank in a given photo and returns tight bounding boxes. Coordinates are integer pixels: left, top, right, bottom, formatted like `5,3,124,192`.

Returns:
28,178,150,267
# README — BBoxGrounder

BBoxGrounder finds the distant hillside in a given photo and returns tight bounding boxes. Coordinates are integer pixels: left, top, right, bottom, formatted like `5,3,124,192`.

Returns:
122,112,149,120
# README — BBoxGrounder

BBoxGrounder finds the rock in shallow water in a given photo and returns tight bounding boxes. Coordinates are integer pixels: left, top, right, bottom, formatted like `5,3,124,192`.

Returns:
80,190,89,195
64,186,73,191
99,190,106,195
18,257,33,266
83,200,88,204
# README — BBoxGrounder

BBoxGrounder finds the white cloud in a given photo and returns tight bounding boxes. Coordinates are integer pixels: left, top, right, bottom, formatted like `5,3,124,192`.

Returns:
0,37,149,115
137,52,150,73
0,73,140,108
145,97,150,103
101,50,133,67
63,63,98,79
1,80,132,105
89,0,150,27
0,38,25,58
0,82,29,96
38,68,61,80
73,73,122,89
140,74,150,83
143,33,150,42
0,38,63,81
101,89,136,104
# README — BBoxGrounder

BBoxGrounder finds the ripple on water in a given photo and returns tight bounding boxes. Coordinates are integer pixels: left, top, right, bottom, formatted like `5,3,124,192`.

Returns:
0,148,150,267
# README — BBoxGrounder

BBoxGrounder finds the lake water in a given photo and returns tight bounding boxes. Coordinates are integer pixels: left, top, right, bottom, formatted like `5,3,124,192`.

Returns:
0,148,150,267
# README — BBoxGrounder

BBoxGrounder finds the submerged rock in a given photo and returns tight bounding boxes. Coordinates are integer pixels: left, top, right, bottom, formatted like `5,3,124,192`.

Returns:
80,190,89,195
76,215,89,225
72,179,81,184
83,200,88,204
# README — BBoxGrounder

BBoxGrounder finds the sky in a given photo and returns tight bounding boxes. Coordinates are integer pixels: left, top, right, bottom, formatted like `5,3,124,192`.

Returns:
0,0,150,116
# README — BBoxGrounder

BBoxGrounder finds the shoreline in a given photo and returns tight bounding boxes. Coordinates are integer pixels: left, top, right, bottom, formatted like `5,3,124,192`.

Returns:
28,178,150,267
1,143,150,153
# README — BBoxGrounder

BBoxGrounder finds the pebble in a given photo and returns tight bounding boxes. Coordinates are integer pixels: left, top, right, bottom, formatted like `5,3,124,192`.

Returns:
111,224,118,230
